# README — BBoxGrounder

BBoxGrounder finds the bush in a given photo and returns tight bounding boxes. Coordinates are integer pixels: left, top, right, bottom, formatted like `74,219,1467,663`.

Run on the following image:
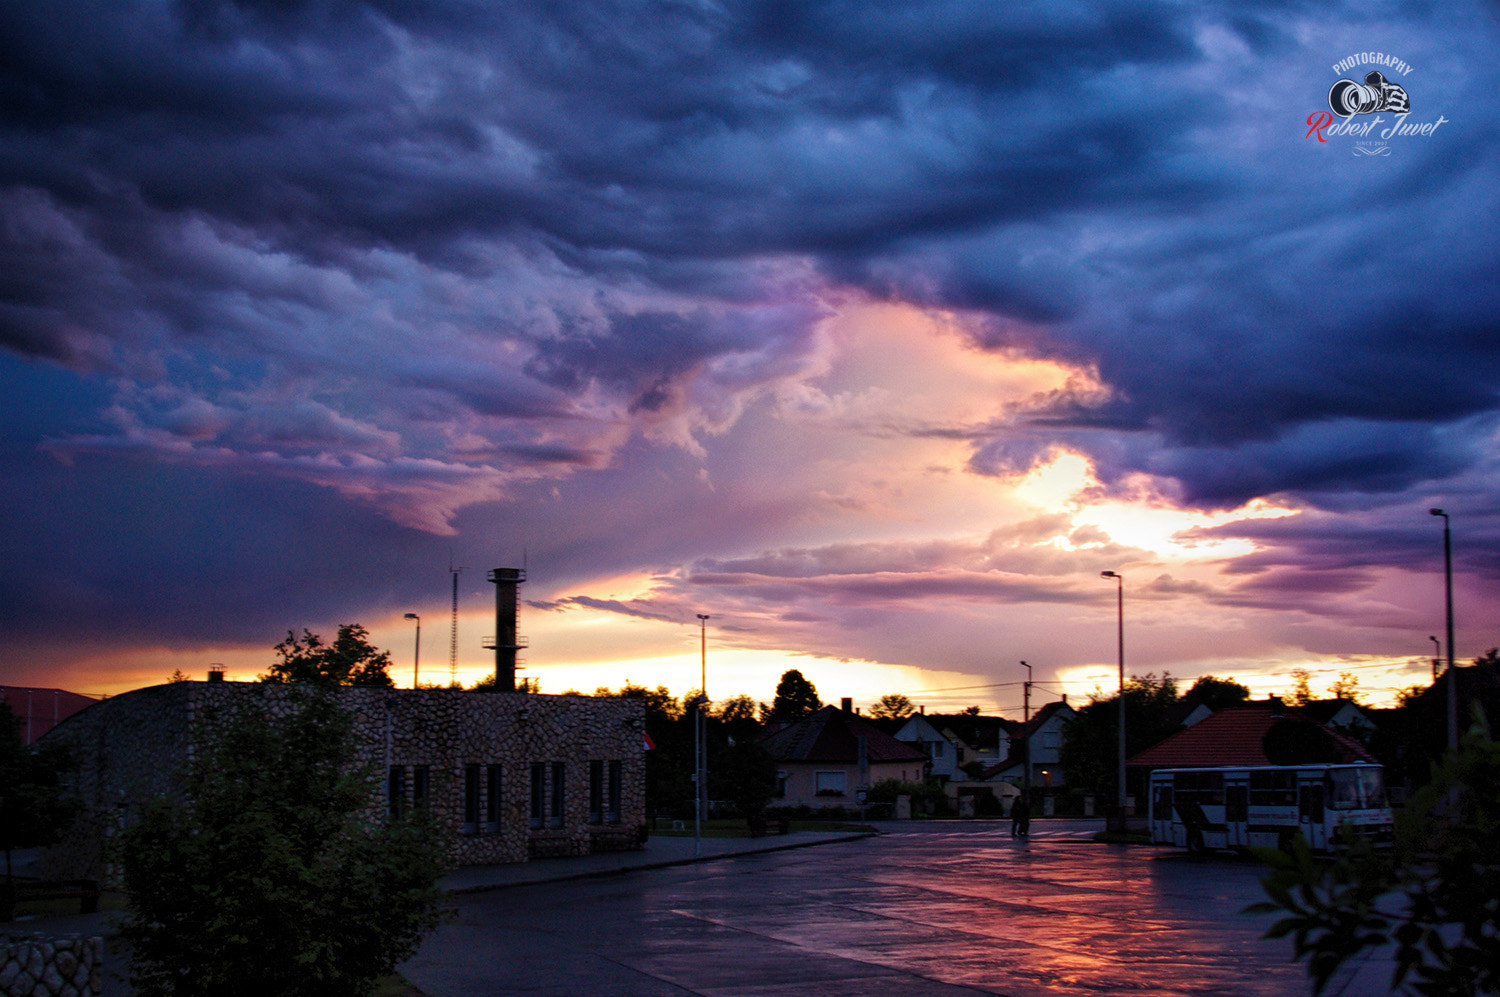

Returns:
119,688,447,996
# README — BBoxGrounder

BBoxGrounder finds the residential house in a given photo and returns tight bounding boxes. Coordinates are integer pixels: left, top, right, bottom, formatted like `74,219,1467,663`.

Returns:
1126,698,1377,774
891,712,962,781
760,701,929,808
983,699,1077,788
930,713,1011,773
41,677,647,883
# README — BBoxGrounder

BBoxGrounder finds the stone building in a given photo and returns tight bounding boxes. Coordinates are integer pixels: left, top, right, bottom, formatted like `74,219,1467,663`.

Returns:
42,679,647,881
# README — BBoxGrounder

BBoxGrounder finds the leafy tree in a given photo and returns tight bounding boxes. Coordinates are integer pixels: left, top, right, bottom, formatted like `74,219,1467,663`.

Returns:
1249,709,1500,995
962,705,982,716
711,739,777,831
470,673,539,692
1184,674,1250,711
264,624,395,687
1288,668,1313,707
769,669,821,721
0,703,80,913
119,688,446,997
714,694,759,726
1060,673,1180,803
869,693,915,720
597,684,690,814
1328,670,1362,703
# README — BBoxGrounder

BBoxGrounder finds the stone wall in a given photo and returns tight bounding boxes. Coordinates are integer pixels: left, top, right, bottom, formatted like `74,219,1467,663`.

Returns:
0,934,102,997
43,682,647,880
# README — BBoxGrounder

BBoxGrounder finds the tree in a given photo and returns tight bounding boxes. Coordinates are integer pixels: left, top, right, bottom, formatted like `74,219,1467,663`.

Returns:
1060,674,1180,802
1328,670,1362,703
714,694,759,726
0,703,80,916
1288,668,1313,707
264,624,395,687
770,669,821,721
119,688,446,996
869,693,915,720
1249,709,1500,995
1184,675,1250,711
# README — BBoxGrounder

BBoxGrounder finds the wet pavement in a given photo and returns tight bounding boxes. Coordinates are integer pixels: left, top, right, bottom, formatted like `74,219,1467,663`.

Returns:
402,821,1384,996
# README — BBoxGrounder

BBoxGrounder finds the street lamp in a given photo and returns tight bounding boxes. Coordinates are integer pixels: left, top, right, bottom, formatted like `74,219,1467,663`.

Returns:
695,613,710,857
1429,509,1457,749
1019,660,1032,803
1429,635,1441,682
1101,571,1125,815
403,613,421,689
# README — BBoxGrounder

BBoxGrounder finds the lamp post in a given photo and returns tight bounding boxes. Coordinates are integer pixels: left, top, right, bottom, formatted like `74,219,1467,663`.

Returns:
1429,509,1457,749
695,613,710,857
403,613,421,689
1429,635,1441,682
1020,660,1032,804
1101,571,1125,815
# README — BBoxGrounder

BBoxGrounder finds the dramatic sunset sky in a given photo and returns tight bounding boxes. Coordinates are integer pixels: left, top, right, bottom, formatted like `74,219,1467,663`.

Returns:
3,1,1497,714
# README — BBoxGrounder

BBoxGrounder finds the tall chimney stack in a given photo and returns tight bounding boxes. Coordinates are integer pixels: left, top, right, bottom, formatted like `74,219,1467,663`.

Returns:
486,568,526,691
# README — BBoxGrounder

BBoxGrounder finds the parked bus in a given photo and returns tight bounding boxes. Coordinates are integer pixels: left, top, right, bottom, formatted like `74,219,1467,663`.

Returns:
1148,763,1393,853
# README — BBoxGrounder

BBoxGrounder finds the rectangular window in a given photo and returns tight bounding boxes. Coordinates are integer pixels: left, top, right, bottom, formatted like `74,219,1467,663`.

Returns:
815,770,847,796
464,764,481,831
388,766,407,819
588,760,605,825
485,764,503,830
412,765,430,810
529,762,545,829
607,760,622,824
549,762,565,828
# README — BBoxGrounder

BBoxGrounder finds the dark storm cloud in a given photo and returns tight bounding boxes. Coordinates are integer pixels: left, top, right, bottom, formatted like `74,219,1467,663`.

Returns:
3,0,1500,677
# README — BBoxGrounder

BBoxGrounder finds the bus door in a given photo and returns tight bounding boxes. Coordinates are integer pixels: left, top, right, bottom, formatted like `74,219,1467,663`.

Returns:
1224,780,1248,847
1299,779,1326,850
1150,779,1174,845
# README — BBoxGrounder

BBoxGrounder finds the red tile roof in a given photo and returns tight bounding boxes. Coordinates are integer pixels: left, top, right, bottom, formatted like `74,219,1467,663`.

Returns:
1127,699,1375,769
759,705,928,765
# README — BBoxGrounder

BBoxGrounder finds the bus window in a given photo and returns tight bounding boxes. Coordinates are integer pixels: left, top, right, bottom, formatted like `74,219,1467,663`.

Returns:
1249,770,1297,807
1327,768,1387,810
1153,784,1172,817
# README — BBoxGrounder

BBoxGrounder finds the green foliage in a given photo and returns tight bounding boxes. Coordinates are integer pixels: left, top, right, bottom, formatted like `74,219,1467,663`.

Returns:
0,703,80,880
712,740,778,823
714,694,759,725
864,777,944,809
1059,673,1180,802
868,693,915,720
1288,668,1313,707
264,624,395,687
1184,674,1250,710
770,669,821,721
119,689,447,997
1249,710,1500,995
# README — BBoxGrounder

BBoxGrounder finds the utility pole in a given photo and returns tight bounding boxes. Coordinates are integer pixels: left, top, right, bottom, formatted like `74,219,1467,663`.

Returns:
695,614,710,857
1020,660,1032,803
1430,509,1457,749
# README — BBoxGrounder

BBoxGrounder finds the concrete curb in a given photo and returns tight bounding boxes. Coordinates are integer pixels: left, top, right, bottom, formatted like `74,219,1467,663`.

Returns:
444,831,877,894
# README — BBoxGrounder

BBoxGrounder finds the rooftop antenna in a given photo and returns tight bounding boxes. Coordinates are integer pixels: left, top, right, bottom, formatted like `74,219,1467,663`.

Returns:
449,556,467,686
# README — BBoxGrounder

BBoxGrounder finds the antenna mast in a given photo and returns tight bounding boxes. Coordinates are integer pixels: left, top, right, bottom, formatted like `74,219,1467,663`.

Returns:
449,560,467,685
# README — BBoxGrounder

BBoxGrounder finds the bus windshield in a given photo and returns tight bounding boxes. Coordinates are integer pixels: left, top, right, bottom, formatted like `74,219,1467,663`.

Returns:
1327,767,1386,810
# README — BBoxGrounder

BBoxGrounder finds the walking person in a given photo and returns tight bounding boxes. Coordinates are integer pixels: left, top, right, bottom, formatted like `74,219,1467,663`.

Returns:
1010,794,1030,838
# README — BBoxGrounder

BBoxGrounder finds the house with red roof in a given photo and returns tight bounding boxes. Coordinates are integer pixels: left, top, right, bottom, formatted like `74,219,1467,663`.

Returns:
1127,697,1376,773
759,700,929,808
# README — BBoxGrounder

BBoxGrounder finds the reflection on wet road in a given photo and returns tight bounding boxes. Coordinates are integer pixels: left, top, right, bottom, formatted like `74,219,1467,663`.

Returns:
405,823,1311,995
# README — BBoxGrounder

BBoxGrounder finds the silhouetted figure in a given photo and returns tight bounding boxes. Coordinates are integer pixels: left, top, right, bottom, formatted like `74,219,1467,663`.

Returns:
1010,796,1030,838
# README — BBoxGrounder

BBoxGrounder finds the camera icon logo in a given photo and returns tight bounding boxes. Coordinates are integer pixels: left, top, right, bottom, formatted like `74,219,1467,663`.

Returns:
1329,71,1410,116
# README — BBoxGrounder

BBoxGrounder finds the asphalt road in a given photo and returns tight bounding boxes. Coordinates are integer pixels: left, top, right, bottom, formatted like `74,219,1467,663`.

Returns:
402,821,1330,996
